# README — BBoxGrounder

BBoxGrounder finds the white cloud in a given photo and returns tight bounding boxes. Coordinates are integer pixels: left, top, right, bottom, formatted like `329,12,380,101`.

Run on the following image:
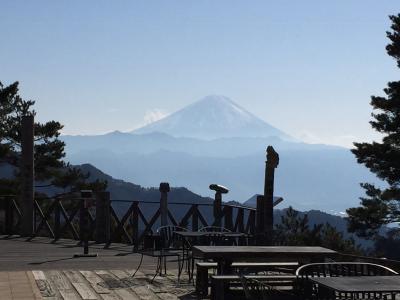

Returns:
295,131,358,148
143,109,169,125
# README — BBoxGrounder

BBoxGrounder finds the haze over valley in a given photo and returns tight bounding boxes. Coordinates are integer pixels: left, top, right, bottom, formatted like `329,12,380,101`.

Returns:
62,95,378,213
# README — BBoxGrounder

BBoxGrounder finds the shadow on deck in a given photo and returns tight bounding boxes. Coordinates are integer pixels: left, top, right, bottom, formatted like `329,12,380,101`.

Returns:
0,236,197,300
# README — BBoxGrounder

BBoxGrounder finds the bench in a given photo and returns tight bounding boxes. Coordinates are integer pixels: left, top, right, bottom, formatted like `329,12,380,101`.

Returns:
195,261,299,296
210,274,297,300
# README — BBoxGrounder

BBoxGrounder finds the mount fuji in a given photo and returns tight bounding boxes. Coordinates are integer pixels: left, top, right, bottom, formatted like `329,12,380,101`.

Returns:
132,95,294,141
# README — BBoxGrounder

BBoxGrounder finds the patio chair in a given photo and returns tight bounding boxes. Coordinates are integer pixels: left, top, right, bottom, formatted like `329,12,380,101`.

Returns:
157,225,188,270
158,225,187,249
295,262,399,299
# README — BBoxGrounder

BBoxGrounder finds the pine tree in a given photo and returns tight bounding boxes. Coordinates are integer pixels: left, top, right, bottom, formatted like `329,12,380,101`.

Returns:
347,15,400,240
0,81,106,195
275,207,360,254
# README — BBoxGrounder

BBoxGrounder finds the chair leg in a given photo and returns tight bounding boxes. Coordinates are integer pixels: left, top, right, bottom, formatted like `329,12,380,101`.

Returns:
151,256,162,283
131,253,144,277
177,255,183,285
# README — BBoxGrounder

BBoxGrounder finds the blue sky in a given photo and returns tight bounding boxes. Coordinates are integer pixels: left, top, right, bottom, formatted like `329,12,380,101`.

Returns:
1,1,399,147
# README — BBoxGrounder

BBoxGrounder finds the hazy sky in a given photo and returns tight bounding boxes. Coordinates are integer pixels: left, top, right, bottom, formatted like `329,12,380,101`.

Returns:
1,1,399,147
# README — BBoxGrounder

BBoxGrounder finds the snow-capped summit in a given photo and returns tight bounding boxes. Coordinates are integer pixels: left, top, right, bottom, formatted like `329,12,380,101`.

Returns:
132,95,292,140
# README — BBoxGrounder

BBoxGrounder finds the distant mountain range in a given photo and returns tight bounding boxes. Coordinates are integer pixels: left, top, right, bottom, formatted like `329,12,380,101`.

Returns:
0,161,370,248
61,95,379,213
79,163,370,248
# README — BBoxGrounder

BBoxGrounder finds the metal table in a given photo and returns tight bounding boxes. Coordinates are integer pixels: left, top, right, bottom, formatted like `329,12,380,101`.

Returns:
310,276,400,299
174,231,249,278
192,246,337,274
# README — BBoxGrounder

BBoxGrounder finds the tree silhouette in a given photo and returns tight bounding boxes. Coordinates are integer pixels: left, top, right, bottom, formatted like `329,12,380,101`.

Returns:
275,207,360,254
347,15,400,243
0,81,106,196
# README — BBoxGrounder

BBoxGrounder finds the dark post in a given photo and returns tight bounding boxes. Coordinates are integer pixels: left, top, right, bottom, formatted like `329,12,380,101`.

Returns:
95,191,110,243
256,195,264,234
263,146,279,245
159,182,170,227
54,197,61,240
131,201,139,250
20,115,35,237
74,190,97,258
210,184,229,227
237,208,244,233
224,206,233,231
192,204,199,231
213,192,222,227
5,197,14,235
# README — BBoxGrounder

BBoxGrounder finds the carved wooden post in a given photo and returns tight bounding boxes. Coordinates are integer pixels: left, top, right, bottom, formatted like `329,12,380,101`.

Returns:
20,115,35,237
256,195,264,234
95,191,110,243
263,146,279,245
159,182,170,227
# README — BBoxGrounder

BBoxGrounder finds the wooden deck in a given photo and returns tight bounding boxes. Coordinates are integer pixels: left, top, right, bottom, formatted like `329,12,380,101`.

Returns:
0,236,196,300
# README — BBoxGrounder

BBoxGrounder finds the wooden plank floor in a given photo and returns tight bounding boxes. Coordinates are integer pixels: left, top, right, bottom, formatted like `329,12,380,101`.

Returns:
30,269,195,300
0,236,198,299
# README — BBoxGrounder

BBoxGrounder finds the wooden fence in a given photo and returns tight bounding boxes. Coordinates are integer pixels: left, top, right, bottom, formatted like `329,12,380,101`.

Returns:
0,193,256,249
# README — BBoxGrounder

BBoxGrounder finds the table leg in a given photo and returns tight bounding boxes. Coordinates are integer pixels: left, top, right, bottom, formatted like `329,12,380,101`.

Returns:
216,259,233,275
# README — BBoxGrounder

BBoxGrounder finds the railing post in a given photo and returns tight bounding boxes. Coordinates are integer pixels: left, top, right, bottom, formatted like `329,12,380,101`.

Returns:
224,206,233,231
95,191,110,244
159,182,170,227
74,190,97,257
5,197,14,235
20,115,35,237
54,198,61,240
131,201,139,250
192,204,199,231
236,207,244,233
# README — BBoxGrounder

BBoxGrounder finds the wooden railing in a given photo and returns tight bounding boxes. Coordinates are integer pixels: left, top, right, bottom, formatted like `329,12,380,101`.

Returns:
0,193,256,249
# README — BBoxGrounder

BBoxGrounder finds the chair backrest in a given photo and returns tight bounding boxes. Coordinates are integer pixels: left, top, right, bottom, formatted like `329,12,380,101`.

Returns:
157,225,187,249
199,226,231,232
296,262,399,278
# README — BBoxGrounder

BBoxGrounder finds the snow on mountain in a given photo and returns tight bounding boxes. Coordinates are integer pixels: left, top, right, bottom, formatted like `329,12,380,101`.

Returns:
132,95,293,140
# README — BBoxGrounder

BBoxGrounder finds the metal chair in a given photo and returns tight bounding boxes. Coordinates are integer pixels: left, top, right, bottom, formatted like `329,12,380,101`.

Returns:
157,225,187,249
138,226,187,282
296,262,399,299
